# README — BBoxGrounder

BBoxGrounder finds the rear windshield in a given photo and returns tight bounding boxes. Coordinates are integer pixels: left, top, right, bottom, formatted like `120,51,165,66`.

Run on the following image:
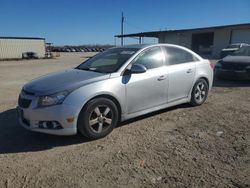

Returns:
77,48,139,73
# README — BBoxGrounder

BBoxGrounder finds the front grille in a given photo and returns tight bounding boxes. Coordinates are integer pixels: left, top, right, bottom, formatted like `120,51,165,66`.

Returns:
221,62,247,71
18,96,32,108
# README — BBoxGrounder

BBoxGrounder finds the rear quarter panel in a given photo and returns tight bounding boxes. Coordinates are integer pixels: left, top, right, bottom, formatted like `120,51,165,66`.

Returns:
195,59,214,90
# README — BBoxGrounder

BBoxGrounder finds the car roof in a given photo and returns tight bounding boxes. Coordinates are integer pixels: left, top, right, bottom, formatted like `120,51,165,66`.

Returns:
113,43,186,49
114,44,151,49
114,43,197,49
113,43,203,59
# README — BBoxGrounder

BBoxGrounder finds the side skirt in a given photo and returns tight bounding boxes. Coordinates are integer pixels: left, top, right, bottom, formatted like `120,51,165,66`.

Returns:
121,97,190,121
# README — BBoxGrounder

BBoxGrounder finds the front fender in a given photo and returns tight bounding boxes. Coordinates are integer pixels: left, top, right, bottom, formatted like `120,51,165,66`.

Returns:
63,77,126,119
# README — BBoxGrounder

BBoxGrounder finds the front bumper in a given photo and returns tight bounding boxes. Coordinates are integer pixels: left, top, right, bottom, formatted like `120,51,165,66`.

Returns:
215,68,250,80
17,95,79,136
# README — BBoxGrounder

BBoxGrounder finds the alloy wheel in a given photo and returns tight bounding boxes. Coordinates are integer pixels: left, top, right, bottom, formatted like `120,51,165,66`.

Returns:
194,82,206,103
88,105,113,133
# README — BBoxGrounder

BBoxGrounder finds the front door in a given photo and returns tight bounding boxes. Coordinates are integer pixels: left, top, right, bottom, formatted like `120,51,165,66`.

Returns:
124,47,168,114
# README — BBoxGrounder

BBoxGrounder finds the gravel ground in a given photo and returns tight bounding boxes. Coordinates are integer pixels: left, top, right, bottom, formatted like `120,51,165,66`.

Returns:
0,53,249,188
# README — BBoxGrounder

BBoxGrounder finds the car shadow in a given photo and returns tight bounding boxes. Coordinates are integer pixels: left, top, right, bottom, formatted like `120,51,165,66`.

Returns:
213,78,250,88
117,103,191,128
0,104,192,154
0,109,89,154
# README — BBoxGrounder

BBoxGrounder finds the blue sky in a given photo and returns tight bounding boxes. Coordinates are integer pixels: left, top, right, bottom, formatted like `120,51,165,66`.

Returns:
0,0,249,45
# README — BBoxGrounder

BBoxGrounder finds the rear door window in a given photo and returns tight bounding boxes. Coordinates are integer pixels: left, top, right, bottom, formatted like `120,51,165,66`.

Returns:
164,47,198,65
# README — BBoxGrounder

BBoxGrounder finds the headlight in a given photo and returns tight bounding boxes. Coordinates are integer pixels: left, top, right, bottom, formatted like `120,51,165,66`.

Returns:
38,91,70,107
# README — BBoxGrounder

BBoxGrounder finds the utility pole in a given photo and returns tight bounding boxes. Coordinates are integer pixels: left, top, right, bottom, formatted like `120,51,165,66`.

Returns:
114,36,116,46
121,12,124,46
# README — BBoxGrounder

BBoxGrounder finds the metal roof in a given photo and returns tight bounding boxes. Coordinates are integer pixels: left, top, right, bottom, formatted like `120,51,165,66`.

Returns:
0,36,45,40
115,23,250,38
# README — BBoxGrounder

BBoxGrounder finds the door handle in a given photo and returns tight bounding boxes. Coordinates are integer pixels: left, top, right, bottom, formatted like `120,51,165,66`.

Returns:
186,69,193,73
157,75,167,81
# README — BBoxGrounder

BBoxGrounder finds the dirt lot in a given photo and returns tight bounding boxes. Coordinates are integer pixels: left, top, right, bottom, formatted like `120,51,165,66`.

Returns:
0,53,249,188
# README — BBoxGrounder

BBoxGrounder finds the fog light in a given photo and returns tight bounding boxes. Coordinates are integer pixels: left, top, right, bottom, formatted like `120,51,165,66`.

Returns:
38,121,63,129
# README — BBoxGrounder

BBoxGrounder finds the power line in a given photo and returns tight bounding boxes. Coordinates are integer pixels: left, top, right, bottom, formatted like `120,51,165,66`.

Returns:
124,20,149,32
119,12,152,45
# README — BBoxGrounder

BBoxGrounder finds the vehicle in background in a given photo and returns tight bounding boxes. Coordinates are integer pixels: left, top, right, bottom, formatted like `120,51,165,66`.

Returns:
215,46,250,80
220,43,249,58
18,44,213,139
22,52,39,59
71,48,76,52
65,48,71,52
91,48,98,52
45,52,53,58
85,48,91,52
50,45,113,53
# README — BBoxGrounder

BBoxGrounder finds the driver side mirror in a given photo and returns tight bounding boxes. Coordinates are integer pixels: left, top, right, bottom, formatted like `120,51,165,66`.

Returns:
129,64,147,74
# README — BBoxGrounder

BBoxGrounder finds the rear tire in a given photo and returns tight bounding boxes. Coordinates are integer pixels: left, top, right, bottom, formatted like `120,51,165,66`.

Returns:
190,79,209,106
77,98,118,139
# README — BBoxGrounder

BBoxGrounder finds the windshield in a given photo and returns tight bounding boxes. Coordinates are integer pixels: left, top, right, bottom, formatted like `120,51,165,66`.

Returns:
232,46,250,56
76,48,139,73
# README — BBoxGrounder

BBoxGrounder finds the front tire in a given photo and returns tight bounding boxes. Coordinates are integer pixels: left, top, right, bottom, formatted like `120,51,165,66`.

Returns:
77,98,118,139
190,79,209,106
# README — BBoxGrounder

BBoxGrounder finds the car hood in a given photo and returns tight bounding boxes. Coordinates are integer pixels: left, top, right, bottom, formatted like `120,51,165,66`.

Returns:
222,55,250,63
23,69,110,96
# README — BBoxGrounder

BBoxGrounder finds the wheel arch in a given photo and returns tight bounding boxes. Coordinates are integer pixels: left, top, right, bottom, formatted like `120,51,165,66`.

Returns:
189,76,210,100
189,76,210,106
78,94,122,122
197,76,210,88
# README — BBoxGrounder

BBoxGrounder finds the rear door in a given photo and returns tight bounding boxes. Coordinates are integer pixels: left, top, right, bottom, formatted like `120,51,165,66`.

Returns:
163,46,198,102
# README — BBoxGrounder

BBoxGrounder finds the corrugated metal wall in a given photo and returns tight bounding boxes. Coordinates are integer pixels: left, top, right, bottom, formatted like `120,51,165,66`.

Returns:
0,38,45,59
158,25,250,58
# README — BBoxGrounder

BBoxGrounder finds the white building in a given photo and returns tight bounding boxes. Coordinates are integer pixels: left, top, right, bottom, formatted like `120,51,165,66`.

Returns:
116,23,250,58
0,37,46,59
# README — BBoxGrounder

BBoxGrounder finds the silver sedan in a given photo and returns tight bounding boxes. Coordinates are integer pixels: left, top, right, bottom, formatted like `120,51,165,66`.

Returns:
18,44,213,139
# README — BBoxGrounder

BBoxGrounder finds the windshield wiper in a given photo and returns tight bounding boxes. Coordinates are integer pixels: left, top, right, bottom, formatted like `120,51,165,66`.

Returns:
76,67,104,73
